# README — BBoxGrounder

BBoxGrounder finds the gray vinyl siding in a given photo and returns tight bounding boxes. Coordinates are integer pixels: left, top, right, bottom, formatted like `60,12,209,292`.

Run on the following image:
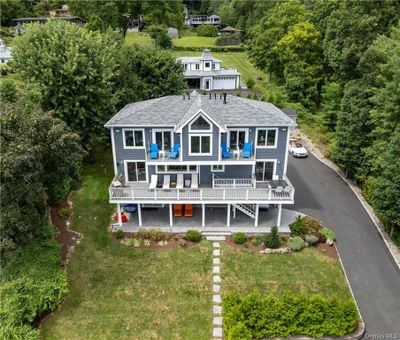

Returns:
199,165,212,184
214,165,253,178
182,122,219,161
113,127,146,176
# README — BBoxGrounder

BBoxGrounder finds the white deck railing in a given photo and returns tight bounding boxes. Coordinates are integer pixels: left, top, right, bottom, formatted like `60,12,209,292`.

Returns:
213,177,255,188
109,182,294,204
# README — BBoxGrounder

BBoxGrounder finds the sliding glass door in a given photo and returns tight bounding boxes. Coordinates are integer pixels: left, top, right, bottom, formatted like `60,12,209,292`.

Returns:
229,130,247,150
255,161,274,181
126,162,146,182
154,130,172,151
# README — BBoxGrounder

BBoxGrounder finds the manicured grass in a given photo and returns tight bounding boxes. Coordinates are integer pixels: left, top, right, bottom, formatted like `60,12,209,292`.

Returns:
124,32,152,45
173,35,217,48
40,147,212,340
221,244,353,300
171,50,267,86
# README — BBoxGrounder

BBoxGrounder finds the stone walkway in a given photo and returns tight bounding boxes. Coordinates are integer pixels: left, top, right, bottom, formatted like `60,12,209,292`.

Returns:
210,238,223,339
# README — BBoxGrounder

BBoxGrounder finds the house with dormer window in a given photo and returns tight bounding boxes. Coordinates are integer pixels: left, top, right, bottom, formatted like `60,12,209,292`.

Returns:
106,91,296,231
177,49,240,90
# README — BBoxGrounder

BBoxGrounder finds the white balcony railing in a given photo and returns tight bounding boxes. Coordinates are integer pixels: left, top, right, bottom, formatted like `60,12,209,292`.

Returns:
213,176,255,189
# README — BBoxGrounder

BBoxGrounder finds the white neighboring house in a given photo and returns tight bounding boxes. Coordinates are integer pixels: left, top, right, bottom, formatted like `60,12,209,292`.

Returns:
176,49,240,90
0,39,12,64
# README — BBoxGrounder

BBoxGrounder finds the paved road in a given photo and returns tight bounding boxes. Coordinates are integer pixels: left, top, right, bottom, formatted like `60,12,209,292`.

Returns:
287,154,400,338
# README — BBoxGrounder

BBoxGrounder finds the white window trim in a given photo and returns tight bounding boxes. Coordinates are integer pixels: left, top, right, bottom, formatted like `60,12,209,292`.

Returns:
151,129,174,151
124,160,147,183
255,128,278,148
211,164,225,172
189,113,213,133
123,128,145,149
189,133,213,156
227,128,249,150
255,159,277,182
155,164,198,174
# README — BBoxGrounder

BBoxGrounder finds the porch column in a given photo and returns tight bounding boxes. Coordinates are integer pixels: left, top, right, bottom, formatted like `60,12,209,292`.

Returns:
226,204,231,227
169,204,173,227
138,203,142,227
233,205,236,219
117,203,122,227
277,204,282,228
254,204,259,227
202,204,205,227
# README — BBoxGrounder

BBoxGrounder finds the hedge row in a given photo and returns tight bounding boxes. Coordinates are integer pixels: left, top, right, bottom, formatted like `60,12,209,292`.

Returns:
0,227,68,339
173,45,244,52
223,291,359,339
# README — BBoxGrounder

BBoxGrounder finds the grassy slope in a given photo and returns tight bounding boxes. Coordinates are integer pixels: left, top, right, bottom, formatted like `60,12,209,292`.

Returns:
40,147,212,340
222,244,352,300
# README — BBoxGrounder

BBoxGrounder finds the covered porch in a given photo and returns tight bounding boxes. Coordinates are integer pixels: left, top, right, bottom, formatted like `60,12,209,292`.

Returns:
112,205,302,234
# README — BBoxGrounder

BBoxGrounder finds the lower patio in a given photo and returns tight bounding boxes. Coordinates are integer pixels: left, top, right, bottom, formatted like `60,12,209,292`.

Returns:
111,206,303,234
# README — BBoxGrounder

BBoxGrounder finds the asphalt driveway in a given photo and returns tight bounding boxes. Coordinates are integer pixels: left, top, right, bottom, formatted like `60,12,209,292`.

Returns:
287,154,400,338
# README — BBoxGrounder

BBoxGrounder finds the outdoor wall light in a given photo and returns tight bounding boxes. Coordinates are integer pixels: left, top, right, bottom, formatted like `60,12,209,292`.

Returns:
115,129,120,133
282,128,287,131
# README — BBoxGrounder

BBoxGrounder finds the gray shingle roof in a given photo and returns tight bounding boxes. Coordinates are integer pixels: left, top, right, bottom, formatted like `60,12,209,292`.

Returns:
104,92,296,128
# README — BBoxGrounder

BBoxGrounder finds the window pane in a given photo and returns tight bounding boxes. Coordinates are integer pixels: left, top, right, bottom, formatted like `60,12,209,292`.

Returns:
267,130,276,146
230,131,238,149
264,162,274,180
164,131,171,150
191,116,210,130
157,165,166,172
191,136,200,153
134,131,143,147
201,136,210,153
125,131,134,147
189,165,197,171
127,162,137,181
255,162,264,181
257,130,266,146
167,165,187,172
137,162,146,181
155,132,163,149
238,131,246,149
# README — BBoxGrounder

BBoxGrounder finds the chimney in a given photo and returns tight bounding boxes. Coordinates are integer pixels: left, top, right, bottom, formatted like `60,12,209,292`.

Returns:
223,93,227,104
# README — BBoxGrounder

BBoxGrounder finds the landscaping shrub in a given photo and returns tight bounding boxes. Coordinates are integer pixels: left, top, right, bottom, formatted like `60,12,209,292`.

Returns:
246,78,255,89
115,229,125,239
302,216,324,233
305,234,319,245
251,235,263,247
288,236,305,251
147,25,172,49
321,227,336,241
265,226,280,248
216,34,241,46
58,207,72,220
185,230,202,242
136,228,170,241
232,232,247,244
289,215,308,236
223,291,359,338
197,24,217,37
279,235,288,243
178,239,187,248
0,233,68,338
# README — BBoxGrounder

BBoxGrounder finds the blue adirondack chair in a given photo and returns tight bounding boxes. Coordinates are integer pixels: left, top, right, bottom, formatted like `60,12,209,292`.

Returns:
170,144,180,159
242,143,253,158
149,143,159,159
221,143,231,158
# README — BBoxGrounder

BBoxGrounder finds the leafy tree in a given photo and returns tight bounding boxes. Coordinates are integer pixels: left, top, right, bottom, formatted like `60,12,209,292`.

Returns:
0,79,17,103
147,25,172,49
320,82,342,131
85,14,103,32
12,20,122,148
197,24,218,37
0,88,84,257
0,0,34,26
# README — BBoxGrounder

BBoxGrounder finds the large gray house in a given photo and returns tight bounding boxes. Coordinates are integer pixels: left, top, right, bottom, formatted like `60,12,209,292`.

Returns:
105,91,296,230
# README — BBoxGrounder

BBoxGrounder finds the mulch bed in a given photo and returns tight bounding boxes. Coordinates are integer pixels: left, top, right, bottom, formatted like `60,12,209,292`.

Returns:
114,233,198,249
315,242,339,259
50,198,81,263
224,236,264,252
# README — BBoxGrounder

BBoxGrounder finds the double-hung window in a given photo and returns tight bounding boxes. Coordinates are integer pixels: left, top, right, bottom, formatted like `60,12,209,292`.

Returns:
153,130,172,151
124,129,144,148
256,128,277,148
195,64,200,70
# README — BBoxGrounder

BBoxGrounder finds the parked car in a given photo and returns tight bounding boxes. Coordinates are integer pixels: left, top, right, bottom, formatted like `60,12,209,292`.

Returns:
288,139,308,158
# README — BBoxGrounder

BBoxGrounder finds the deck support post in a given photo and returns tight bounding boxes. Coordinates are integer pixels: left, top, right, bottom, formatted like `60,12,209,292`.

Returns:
202,204,205,227
254,204,259,227
138,203,142,227
169,204,173,227
233,205,236,219
226,204,231,227
117,203,122,227
277,204,282,228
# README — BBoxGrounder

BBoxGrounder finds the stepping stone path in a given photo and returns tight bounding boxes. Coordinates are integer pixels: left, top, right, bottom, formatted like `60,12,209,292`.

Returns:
211,241,223,339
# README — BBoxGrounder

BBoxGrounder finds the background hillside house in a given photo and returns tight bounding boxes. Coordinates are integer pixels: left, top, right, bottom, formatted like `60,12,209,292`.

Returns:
177,49,240,90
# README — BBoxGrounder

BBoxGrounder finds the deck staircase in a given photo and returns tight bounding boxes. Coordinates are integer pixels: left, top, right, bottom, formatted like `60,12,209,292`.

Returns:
233,203,256,219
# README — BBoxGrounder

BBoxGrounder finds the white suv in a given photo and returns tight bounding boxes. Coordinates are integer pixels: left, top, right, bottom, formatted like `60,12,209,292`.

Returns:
288,139,308,158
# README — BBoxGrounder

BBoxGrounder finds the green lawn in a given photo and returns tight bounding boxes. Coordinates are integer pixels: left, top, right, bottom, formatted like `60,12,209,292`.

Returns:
40,147,212,340
173,35,217,48
221,244,353,300
124,32,152,45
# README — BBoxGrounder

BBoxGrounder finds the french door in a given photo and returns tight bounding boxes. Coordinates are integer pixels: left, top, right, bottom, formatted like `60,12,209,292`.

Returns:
154,130,172,151
126,162,146,182
229,130,247,150
255,161,274,181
